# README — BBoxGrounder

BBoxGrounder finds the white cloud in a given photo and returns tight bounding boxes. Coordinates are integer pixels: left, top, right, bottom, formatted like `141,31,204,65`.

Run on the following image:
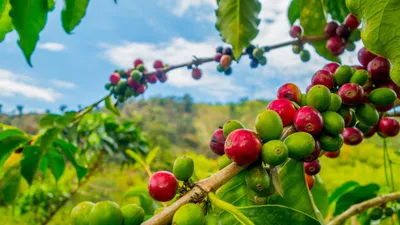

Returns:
37,42,66,52
0,69,62,102
51,79,76,89
99,37,246,101
160,0,216,16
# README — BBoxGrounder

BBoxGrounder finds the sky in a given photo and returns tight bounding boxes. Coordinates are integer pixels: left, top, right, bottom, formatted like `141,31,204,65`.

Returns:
0,0,363,114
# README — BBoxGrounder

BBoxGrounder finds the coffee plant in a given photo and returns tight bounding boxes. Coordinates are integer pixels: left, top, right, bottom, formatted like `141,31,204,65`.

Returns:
1,0,400,225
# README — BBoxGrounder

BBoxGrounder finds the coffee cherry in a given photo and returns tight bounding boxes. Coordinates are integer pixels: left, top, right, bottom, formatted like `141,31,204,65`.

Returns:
327,93,343,112
216,64,224,72
250,60,259,68
378,118,400,137
324,150,341,158
214,53,223,62
326,36,345,56
148,171,178,202
223,47,233,56
127,77,140,88
245,164,271,194
358,47,377,67
320,133,344,152
305,174,314,190
110,73,121,85
224,67,233,75
369,208,383,220
284,132,315,159
292,45,301,54
173,156,194,181
304,160,321,175
89,201,123,225
356,104,379,126
246,45,256,55
338,83,364,105
209,127,226,156
351,65,364,70
255,110,283,142
218,154,232,170
342,127,363,145
307,85,331,112
261,140,289,166
216,46,223,54
252,48,265,60
259,56,267,66
277,83,302,104
224,129,262,165
349,29,361,42
336,24,351,39
306,85,314,93
153,60,163,69
303,141,321,162
220,55,232,68
345,42,356,51
324,21,339,37
267,99,297,126
344,14,360,30
300,50,311,62
71,201,94,225
147,75,158,84
367,57,390,81
375,103,394,112
322,63,339,75
121,204,145,225
134,59,144,68
384,207,394,217
378,79,400,97
136,85,146,95
173,203,205,225
322,111,345,135
364,125,377,138
192,68,202,80
159,73,168,83
223,120,245,138
289,25,303,38
312,69,334,89
293,106,323,136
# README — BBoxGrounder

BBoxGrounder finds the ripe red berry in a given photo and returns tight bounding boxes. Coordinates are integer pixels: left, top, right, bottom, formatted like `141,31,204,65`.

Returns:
303,141,321,162
378,79,400,97
342,127,364,145
148,171,178,202
147,75,158,84
126,69,131,77
324,150,340,158
210,127,226,156
375,103,394,112
214,53,223,62
351,65,364,70
293,106,324,136
267,99,297,126
306,174,315,190
323,62,340,74
378,118,400,137
192,68,202,80
136,85,146,94
336,24,351,39
153,60,163,69
326,36,345,56
324,21,339,37
338,83,364,105
367,57,390,81
110,73,121,85
224,129,262,165
127,77,140,88
358,47,377,68
312,69,334,89
134,59,144,68
159,73,168,83
364,126,376,138
344,14,360,30
304,160,321,175
306,85,314,93
277,83,302,104
289,25,303,38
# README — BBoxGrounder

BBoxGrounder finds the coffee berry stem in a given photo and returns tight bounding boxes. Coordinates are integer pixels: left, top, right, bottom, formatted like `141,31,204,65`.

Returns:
327,191,400,225
142,126,296,225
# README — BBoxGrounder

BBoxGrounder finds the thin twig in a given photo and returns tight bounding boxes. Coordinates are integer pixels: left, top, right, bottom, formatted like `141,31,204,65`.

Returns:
327,191,400,225
142,126,296,225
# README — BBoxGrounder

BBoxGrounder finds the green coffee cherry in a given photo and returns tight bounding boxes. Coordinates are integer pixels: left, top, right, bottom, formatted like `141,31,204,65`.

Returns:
173,156,194,181
172,203,205,225
121,204,145,225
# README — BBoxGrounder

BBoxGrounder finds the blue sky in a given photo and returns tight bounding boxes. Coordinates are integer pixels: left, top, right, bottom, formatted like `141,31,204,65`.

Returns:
0,0,362,114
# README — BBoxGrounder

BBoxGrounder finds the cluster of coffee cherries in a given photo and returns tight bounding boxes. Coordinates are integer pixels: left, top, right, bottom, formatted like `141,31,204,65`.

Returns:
105,59,167,103
289,26,311,62
245,45,268,68
147,156,205,224
368,205,396,221
70,200,145,225
214,46,234,75
325,14,361,56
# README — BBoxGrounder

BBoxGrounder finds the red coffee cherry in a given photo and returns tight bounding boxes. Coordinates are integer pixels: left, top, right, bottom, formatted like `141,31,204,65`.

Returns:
110,73,121,85
338,83,364,105
293,106,324,136
224,129,262,165
358,47,377,68
311,69,334,89
153,60,163,69
209,127,226,156
148,171,178,202
323,62,340,74
342,127,364,145
344,14,360,30
324,150,341,158
378,118,400,137
134,58,144,68
277,83,302,104
267,99,297,126
192,68,202,80
304,160,321,176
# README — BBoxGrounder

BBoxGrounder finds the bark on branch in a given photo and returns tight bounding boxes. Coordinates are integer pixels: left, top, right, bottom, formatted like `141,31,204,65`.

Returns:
327,191,400,225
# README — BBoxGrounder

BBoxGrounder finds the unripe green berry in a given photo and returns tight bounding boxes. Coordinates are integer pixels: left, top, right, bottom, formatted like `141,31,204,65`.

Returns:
259,56,267,66
252,47,265,60
130,70,142,82
173,156,194,181
292,45,301,54
217,64,225,72
136,64,145,72
300,50,310,62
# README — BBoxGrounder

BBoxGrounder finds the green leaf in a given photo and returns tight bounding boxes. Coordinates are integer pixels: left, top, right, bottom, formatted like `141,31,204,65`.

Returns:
299,0,340,62
269,159,322,222
215,0,261,60
9,0,48,66
40,128,61,153
145,146,159,165
61,0,90,33
126,149,147,168
333,183,380,216
0,129,27,141
20,146,41,185
310,175,329,218
139,194,158,215
346,0,400,85
47,0,55,11
328,181,359,204
124,185,148,198
54,139,87,181
0,0,13,42
46,148,65,182
0,134,29,163
288,0,300,25
105,96,120,116
1,154,22,205
324,0,349,22
270,166,283,197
